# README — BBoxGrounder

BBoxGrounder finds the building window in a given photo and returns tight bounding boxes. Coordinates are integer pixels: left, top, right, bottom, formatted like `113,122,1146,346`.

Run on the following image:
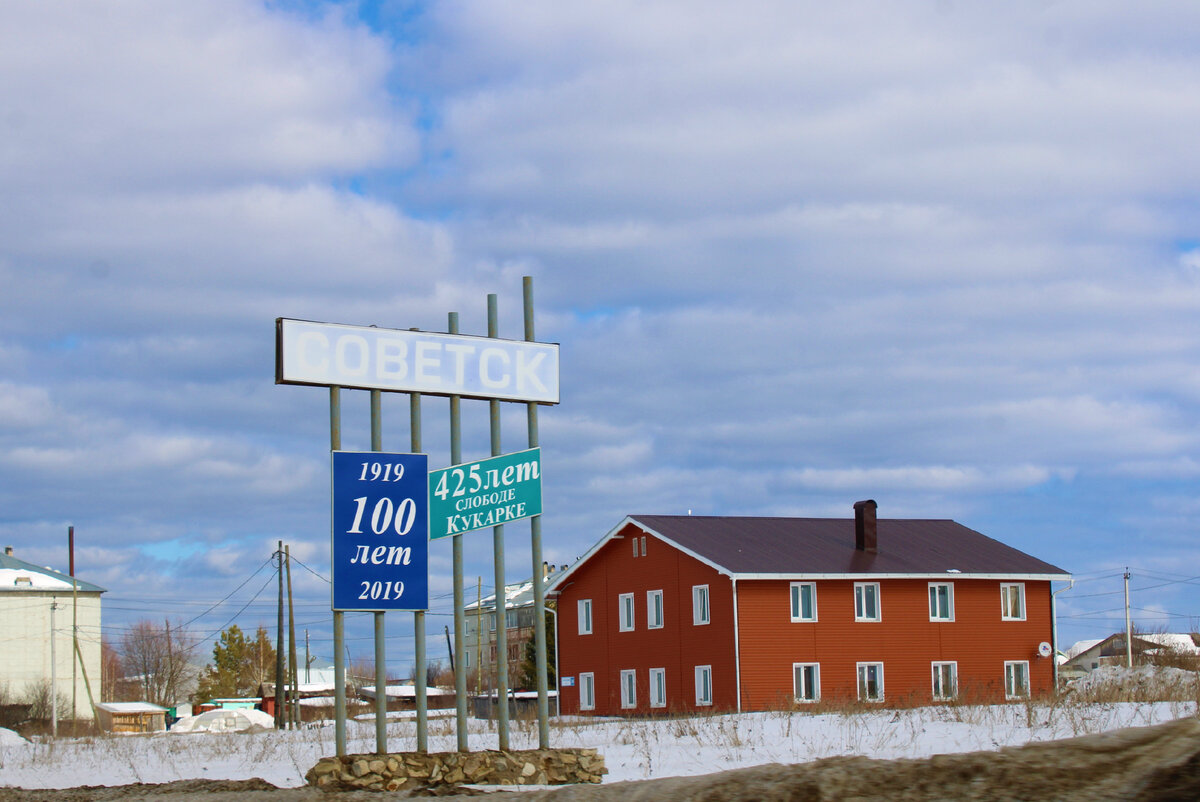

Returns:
579,672,595,711
857,662,884,702
578,599,593,635
620,669,637,709
647,589,664,629
641,535,647,555
793,663,820,703
465,651,471,669
649,667,666,708
693,584,710,626
1001,583,1026,620
929,583,954,621
932,662,957,700
695,665,712,706
1005,661,1029,699
632,537,639,557
618,593,635,632
854,582,881,622
790,582,817,622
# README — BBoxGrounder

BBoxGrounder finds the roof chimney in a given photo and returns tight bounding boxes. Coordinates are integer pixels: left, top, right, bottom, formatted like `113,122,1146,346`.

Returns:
854,500,877,553
4,546,12,556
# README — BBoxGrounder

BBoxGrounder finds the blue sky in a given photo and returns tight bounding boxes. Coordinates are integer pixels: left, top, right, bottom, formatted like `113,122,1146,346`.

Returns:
1,0,1198,673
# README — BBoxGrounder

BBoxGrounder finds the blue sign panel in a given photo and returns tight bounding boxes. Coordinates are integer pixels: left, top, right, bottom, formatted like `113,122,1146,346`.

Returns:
331,451,429,611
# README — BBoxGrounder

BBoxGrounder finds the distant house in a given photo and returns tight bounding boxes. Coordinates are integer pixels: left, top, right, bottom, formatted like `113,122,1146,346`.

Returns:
550,502,1070,715
1062,632,1200,678
0,545,105,720
464,567,565,689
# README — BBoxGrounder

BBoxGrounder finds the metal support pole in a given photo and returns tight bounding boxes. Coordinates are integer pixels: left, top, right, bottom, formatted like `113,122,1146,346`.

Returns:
410,380,428,753
449,312,468,751
488,294,510,749
371,389,388,753
331,386,346,757
524,276,551,748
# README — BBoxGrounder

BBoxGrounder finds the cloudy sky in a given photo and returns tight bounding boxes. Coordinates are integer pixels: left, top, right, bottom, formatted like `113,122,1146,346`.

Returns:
2,0,1198,672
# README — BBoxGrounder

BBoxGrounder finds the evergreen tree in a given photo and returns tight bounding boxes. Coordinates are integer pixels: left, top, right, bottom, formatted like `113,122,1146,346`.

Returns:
517,609,556,691
194,624,275,702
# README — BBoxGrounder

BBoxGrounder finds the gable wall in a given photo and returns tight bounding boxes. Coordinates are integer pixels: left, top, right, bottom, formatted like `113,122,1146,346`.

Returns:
555,524,736,715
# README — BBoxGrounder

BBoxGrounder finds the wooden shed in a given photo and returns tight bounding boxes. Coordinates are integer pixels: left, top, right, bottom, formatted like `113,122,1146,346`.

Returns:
95,702,168,733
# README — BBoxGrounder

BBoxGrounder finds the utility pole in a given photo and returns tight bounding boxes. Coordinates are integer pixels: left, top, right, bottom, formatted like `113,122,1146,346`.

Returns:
1124,568,1133,669
286,545,298,729
50,597,58,737
275,541,285,729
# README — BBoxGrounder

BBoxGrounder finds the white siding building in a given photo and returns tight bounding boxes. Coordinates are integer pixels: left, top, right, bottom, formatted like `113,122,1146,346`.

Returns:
0,546,105,720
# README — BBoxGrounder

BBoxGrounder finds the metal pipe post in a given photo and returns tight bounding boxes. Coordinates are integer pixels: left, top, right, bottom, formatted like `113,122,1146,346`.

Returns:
523,276,551,748
331,386,346,757
410,378,428,753
371,389,388,753
488,294,509,748
448,312,468,751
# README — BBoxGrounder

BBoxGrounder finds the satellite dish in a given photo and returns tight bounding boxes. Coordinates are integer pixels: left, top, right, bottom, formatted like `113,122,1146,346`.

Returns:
1037,642,1052,658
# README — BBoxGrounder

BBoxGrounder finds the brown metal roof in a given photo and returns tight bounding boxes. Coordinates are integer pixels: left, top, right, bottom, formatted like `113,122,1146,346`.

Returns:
628,515,1068,577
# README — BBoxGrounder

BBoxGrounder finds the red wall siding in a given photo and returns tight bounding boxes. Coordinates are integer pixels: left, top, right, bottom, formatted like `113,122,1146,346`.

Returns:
737,578,1056,709
555,524,737,716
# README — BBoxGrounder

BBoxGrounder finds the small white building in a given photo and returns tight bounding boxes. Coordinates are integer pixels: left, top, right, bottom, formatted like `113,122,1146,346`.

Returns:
0,545,105,720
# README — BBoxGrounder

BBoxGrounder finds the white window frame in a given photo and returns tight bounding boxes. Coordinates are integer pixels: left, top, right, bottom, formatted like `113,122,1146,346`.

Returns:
647,589,664,629
857,662,884,702
641,535,647,555
695,664,712,706
790,582,817,622
618,593,635,632
1001,583,1026,621
649,667,666,708
932,661,957,701
793,662,820,703
929,582,954,621
854,582,881,622
692,584,710,626
1005,660,1030,699
579,672,595,711
578,598,593,635
620,669,637,709
632,537,639,557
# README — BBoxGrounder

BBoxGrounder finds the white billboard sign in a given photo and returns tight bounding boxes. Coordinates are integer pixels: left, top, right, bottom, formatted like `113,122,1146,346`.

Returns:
276,318,560,404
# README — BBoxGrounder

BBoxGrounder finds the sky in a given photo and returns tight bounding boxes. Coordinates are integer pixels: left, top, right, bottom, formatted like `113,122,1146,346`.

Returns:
1,0,1198,673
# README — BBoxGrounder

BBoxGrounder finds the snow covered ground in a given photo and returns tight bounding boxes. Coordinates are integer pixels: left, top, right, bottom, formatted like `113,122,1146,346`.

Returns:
0,699,1196,789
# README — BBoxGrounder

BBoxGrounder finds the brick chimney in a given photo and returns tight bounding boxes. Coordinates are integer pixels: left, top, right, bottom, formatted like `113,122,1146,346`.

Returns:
854,500,878,553
3,546,12,557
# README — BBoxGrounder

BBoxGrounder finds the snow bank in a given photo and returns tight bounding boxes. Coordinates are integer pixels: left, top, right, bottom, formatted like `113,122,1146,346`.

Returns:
0,727,26,745
1069,664,1199,699
169,707,274,733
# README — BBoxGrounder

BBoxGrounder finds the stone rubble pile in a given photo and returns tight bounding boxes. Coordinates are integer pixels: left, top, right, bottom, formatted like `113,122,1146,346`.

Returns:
305,747,606,791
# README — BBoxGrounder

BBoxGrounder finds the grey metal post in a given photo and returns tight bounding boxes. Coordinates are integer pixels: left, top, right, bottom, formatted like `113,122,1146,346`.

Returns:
523,277,551,748
449,312,468,751
488,294,509,748
371,389,388,753
331,386,346,757
410,380,428,753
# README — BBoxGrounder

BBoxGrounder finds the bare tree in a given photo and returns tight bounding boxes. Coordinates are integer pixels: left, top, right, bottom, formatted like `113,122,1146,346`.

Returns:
100,637,123,702
120,619,197,707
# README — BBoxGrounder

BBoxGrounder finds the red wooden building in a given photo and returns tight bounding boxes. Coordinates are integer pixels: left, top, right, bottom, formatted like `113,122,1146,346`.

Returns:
549,501,1070,715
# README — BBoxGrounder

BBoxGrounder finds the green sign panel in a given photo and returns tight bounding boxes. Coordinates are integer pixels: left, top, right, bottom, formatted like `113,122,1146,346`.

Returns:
429,448,542,539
